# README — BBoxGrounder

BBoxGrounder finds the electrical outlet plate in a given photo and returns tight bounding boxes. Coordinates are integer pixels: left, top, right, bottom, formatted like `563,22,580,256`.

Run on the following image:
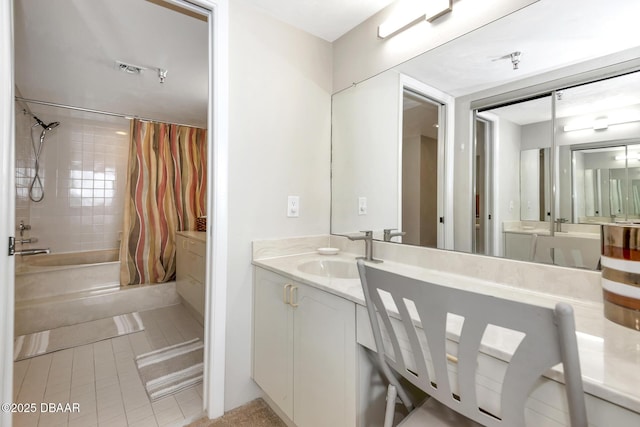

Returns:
288,196,300,217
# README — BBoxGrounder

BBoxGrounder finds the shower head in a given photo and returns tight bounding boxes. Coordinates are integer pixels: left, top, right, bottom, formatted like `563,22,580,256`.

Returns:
32,115,60,131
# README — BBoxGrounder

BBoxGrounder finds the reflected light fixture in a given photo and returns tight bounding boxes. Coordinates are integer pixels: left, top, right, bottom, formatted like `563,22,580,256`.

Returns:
614,154,640,161
563,116,640,132
378,0,453,39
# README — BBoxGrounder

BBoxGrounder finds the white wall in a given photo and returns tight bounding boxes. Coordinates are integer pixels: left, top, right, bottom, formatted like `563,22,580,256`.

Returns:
331,0,538,93
14,107,129,253
331,69,400,235
494,118,521,256
227,0,332,410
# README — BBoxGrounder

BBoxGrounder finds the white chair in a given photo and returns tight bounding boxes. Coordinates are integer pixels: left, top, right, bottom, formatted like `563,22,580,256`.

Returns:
357,259,587,427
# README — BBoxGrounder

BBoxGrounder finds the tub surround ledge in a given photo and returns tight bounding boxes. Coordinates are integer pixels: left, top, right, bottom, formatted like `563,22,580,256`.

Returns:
252,235,640,416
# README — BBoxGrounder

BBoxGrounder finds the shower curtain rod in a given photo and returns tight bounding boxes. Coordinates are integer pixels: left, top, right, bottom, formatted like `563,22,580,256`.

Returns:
14,96,203,129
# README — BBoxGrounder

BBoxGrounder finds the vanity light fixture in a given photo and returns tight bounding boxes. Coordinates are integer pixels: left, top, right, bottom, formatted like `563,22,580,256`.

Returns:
378,0,453,39
116,60,146,75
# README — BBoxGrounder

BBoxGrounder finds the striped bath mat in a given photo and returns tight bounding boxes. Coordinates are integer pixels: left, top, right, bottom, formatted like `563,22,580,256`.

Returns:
14,312,144,361
135,338,204,401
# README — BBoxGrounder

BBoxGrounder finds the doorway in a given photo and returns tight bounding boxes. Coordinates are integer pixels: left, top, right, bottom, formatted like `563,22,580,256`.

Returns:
401,89,441,247
474,116,493,255
0,0,229,423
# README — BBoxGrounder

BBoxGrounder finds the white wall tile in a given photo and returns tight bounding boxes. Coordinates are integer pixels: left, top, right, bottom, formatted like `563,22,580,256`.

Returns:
15,106,130,253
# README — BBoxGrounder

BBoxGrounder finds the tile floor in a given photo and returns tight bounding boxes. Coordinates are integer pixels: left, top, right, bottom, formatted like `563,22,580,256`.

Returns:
13,304,205,427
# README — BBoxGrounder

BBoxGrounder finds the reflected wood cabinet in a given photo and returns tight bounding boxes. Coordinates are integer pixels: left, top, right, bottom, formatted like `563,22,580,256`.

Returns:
176,232,206,325
253,268,357,427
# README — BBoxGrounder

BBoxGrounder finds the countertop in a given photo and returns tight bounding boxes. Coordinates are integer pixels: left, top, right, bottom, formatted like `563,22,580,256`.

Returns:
176,230,206,243
253,251,640,415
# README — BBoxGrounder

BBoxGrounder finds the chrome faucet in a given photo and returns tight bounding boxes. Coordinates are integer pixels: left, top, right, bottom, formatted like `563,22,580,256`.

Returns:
383,228,406,242
18,220,31,237
347,231,382,263
15,248,50,256
555,218,568,232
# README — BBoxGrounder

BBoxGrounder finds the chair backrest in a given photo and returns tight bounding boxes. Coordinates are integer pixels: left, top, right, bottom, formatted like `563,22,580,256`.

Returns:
357,260,587,427
529,234,595,269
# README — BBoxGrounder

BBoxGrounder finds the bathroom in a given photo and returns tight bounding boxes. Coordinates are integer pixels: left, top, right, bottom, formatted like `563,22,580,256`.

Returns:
10,0,211,426
2,0,640,426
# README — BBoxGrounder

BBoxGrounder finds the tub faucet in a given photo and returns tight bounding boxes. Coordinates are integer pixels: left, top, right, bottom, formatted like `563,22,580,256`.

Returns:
347,231,382,263
15,248,50,256
383,228,406,242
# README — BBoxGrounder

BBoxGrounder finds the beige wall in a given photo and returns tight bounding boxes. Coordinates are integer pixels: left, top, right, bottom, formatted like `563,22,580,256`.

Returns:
227,0,332,410
332,0,539,93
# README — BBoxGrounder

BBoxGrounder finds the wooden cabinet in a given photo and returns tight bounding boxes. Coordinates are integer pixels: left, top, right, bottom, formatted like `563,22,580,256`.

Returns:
253,268,356,427
176,232,206,324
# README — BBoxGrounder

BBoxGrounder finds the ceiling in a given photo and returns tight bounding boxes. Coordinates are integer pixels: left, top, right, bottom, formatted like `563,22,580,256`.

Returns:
14,0,640,129
14,0,208,128
239,0,394,42
397,0,640,99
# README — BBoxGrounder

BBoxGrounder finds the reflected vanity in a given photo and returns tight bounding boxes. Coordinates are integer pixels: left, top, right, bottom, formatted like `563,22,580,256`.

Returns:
330,4,640,272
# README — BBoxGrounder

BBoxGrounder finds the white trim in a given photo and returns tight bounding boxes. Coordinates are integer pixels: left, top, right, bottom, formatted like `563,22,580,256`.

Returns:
0,0,15,425
399,74,455,250
186,0,229,419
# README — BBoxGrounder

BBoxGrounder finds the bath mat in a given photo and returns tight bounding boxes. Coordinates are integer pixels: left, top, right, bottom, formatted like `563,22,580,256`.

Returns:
14,312,144,361
135,338,204,401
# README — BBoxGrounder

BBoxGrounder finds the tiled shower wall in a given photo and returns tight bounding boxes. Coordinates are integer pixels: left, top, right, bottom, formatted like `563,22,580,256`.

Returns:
15,105,130,253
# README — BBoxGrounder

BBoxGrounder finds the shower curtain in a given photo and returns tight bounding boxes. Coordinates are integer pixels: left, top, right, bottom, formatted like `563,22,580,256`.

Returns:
120,119,207,286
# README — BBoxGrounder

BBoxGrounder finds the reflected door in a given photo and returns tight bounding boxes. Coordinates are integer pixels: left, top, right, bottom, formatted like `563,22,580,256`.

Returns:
401,90,441,247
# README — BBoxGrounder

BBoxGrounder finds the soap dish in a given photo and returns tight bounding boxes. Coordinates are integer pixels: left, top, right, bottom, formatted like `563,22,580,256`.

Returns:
317,247,340,255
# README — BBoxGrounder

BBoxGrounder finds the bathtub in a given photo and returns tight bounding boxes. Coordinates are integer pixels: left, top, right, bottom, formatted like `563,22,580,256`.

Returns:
15,249,121,301
14,249,180,335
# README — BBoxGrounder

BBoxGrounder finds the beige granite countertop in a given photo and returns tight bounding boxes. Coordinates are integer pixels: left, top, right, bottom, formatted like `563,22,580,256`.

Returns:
252,236,640,415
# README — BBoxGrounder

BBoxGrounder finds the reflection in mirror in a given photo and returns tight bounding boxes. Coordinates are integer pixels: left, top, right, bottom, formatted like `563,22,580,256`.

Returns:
331,0,640,271
520,148,550,221
557,71,640,226
402,90,440,247
330,71,449,245
477,95,553,262
572,146,624,223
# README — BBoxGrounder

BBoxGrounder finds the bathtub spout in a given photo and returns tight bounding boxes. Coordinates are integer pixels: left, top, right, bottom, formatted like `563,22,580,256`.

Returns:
15,248,50,256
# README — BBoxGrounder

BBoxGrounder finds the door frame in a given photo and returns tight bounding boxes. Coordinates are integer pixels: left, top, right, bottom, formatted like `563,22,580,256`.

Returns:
398,74,454,250
0,0,229,421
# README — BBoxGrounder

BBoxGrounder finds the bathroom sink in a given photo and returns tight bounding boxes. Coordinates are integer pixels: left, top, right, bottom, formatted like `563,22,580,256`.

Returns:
297,260,359,279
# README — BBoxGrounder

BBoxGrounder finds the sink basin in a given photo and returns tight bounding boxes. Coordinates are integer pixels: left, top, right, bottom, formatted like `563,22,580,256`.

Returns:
297,260,359,279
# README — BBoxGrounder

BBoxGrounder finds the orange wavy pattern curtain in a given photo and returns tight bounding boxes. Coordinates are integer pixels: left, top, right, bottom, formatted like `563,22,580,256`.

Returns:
120,119,207,286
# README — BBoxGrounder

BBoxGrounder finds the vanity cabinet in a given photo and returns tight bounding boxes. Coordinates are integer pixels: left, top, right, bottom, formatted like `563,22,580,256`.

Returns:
253,267,357,427
176,232,206,324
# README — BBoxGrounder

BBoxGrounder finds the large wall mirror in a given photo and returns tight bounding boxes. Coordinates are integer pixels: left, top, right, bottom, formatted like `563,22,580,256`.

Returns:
330,0,640,271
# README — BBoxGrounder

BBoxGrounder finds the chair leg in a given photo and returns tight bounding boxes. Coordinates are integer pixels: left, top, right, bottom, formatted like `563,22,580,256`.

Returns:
384,384,397,427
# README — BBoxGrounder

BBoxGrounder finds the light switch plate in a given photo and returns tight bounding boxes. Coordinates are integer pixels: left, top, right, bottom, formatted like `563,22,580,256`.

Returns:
288,196,300,217
358,197,367,215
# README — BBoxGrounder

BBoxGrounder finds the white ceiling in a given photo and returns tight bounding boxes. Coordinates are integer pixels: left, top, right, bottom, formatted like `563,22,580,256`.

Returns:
14,0,208,127
239,0,394,42
14,0,640,129
397,0,640,99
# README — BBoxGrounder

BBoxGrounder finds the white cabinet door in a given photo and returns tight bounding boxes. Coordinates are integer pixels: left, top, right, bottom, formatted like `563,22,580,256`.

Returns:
253,267,357,426
292,283,357,427
253,268,294,419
